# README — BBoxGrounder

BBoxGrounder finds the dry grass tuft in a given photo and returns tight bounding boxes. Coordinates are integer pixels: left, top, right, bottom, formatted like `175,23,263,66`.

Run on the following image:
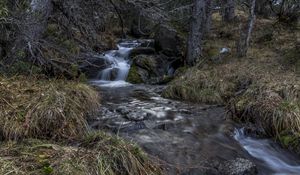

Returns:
0,132,162,175
0,76,100,141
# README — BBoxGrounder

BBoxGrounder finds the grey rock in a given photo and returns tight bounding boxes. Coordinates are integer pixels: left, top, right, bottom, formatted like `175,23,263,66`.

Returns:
127,54,171,84
220,158,257,175
126,111,148,121
129,47,156,58
79,54,107,78
137,39,155,48
154,25,185,57
116,106,131,115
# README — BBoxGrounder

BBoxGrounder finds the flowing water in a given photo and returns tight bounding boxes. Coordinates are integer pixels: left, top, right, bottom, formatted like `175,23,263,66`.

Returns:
92,40,140,87
91,40,300,174
234,128,300,174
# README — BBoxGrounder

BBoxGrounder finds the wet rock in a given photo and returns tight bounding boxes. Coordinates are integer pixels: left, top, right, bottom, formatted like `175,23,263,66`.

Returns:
129,47,156,58
110,68,119,80
126,111,148,121
132,90,152,100
179,109,192,114
116,106,131,115
100,67,119,81
153,122,176,130
115,121,147,133
127,54,169,84
220,158,257,175
137,39,155,48
79,53,107,78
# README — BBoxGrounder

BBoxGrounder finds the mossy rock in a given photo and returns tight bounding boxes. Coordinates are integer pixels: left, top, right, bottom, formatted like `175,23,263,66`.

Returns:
279,132,300,155
127,65,144,84
135,55,157,73
127,55,164,84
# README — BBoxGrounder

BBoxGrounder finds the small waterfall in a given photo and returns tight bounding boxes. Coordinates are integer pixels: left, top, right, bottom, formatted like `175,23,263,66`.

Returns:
92,40,140,87
234,128,300,174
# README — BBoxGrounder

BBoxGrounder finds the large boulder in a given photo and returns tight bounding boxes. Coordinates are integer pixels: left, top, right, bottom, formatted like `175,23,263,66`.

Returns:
154,24,186,57
79,53,107,78
127,54,172,84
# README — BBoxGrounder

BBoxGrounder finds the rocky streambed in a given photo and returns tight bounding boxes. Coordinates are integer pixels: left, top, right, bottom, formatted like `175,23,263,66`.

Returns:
89,83,258,174
87,40,300,175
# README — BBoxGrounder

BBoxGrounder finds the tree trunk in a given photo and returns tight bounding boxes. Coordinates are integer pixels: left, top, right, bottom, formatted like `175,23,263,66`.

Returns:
221,0,235,22
237,0,256,57
186,0,207,66
205,0,212,34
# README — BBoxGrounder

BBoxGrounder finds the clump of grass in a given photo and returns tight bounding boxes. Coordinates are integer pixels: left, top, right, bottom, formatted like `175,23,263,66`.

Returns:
0,157,23,175
0,132,162,175
232,78,300,136
164,56,300,153
0,76,100,141
162,62,246,104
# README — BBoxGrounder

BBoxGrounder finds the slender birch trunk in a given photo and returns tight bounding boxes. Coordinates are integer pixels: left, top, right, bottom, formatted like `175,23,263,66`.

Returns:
237,0,256,57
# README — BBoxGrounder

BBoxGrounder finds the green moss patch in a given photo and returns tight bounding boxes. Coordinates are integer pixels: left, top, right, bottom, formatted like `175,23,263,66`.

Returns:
127,65,143,84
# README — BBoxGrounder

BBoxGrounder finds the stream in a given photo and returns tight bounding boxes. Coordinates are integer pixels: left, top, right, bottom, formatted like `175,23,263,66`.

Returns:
90,40,300,175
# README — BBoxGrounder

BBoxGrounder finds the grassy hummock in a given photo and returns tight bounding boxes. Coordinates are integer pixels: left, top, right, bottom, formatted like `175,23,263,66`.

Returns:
0,76,99,140
0,132,162,175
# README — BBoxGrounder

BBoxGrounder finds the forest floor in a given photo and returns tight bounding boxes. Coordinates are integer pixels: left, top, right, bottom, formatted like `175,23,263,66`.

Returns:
163,11,300,154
